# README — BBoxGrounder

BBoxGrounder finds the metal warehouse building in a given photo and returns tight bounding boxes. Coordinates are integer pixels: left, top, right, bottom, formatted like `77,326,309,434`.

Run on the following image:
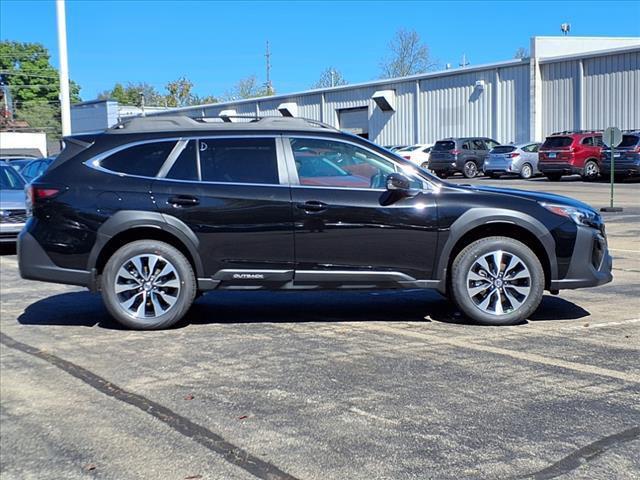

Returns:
74,36,640,144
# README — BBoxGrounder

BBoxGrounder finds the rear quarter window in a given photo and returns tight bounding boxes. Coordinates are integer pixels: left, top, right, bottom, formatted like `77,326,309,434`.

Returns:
542,137,573,149
101,141,176,177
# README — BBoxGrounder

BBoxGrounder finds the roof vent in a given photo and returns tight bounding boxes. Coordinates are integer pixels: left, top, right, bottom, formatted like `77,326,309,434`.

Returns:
278,102,298,117
372,89,396,112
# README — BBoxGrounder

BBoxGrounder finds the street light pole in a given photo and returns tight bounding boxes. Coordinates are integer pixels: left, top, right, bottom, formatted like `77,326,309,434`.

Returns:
56,0,71,137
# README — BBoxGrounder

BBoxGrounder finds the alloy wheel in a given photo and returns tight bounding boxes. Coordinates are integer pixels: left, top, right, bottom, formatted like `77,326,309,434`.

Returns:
464,162,478,178
466,250,531,316
114,254,181,319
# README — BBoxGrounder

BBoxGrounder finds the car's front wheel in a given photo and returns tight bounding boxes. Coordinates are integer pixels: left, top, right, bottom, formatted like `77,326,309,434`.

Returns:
101,240,196,330
450,236,544,326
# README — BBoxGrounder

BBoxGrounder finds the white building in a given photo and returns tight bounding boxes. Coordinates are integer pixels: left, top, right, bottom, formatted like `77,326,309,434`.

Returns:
74,36,640,144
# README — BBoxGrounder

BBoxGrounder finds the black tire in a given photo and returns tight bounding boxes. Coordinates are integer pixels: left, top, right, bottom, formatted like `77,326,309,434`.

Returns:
581,159,600,181
435,171,449,179
450,236,544,326
545,173,562,182
463,161,478,178
519,163,533,179
420,161,430,170
101,240,196,330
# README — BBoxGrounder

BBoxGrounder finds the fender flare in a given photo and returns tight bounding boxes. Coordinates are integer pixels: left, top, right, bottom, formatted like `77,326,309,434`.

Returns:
87,210,204,277
435,208,558,290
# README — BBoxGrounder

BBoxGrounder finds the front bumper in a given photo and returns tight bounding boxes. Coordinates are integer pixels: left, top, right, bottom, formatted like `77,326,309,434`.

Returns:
600,162,640,176
550,225,612,290
0,223,25,243
18,230,95,288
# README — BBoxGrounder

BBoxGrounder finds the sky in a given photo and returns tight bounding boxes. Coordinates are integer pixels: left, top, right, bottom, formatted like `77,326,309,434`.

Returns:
1,0,639,103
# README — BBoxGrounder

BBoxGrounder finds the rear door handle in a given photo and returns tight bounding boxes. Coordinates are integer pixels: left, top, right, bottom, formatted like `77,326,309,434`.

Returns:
168,195,200,207
296,201,328,213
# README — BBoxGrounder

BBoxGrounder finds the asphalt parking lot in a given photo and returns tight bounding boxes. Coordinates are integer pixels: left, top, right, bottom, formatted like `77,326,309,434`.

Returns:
1,177,638,480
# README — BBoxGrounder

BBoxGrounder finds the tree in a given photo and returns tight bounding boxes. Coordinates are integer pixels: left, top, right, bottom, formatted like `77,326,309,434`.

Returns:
165,76,194,107
0,41,82,138
98,82,164,106
312,67,348,88
514,47,529,59
379,28,437,78
225,75,273,100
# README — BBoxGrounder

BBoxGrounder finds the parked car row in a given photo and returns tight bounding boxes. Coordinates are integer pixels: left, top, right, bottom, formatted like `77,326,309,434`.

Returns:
386,129,639,181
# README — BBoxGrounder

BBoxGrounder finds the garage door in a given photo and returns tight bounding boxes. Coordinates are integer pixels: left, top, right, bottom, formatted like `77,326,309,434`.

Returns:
338,107,369,139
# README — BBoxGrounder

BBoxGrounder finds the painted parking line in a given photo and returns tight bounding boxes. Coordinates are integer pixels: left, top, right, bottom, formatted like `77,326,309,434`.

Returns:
356,324,640,384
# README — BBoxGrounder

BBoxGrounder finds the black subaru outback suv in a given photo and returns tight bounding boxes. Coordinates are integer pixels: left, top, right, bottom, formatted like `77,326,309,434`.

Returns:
18,116,612,329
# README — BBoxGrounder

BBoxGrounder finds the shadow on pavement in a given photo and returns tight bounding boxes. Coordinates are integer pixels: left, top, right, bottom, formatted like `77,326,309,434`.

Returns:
17,290,589,330
0,244,17,256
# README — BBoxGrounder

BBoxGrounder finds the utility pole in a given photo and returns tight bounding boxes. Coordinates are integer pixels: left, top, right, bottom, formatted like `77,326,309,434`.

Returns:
56,0,71,136
459,53,470,68
265,40,274,95
330,69,336,88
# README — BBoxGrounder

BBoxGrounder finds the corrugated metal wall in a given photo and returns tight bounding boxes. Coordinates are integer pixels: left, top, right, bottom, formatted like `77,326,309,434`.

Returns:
583,51,640,130
419,69,495,144
496,64,530,143
541,60,580,135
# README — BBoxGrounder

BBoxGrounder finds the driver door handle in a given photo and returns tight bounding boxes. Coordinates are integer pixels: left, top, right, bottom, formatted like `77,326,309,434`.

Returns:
168,195,200,207
297,201,328,213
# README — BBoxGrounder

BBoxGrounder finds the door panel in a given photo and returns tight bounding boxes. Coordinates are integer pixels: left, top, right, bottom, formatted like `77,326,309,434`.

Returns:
151,137,294,279
285,136,439,281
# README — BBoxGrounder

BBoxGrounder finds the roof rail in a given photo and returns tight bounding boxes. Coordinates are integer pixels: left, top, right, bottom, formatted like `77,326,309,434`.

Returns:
550,129,603,136
109,114,339,133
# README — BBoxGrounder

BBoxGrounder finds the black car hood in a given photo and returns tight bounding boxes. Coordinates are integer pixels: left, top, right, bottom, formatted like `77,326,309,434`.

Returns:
448,184,596,212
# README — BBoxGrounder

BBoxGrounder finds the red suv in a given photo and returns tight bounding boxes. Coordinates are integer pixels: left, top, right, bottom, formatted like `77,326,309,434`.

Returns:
538,131,603,181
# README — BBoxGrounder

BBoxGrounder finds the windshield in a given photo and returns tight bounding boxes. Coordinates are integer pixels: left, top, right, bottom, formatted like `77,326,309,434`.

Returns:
0,165,26,190
542,137,573,149
433,141,456,151
491,145,516,154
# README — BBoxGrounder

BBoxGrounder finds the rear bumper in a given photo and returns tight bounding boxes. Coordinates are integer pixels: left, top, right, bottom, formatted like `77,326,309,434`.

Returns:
600,163,640,176
18,230,95,289
539,162,581,175
550,225,612,290
430,161,459,173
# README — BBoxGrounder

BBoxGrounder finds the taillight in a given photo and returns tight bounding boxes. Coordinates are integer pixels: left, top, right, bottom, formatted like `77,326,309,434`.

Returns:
451,149,462,155
508,153,521,158
403,155,411,160
28,185,62,202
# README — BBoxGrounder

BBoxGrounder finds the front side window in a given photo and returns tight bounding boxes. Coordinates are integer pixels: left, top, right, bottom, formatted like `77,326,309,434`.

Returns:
289,137,422,189
472,139,486,150
101,141,176,177
199,138,278,184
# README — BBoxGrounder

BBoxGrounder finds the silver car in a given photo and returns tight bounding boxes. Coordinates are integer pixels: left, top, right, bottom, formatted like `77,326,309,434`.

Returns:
0,162,28,243
483,142,541,179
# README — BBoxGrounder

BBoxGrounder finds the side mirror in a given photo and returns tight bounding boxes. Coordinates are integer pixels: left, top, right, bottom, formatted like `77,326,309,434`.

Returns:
386,173,411,193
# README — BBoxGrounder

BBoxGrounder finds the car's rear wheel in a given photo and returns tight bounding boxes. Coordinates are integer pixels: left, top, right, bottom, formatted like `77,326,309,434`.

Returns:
450,236,544,326
545,173,562,181
582,160,600,181
101,240,196,330
463,161,478,178
520,163,533,179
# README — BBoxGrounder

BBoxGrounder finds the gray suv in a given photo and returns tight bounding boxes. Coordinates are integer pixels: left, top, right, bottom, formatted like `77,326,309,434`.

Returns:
429,137,500,178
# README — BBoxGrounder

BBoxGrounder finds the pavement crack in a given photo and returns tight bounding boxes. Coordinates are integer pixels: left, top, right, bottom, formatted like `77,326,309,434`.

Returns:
0,332,300,480
518,426,640,479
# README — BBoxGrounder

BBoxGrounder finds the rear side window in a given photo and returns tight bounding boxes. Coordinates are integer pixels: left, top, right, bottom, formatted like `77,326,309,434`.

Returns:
165,140,198,181
199,138,278,184
434,141,455,151
542,137,573,149
492,146,516,154
101,141,176,177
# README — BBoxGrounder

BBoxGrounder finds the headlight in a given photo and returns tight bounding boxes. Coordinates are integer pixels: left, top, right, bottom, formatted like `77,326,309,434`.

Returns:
540,203,600,228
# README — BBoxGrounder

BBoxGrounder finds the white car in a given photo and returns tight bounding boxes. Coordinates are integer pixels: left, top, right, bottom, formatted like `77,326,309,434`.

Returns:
396,144,433,168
